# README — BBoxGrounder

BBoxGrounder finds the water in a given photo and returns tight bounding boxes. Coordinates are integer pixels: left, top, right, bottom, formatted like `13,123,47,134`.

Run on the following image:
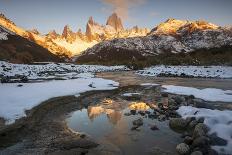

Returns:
66,99,182,155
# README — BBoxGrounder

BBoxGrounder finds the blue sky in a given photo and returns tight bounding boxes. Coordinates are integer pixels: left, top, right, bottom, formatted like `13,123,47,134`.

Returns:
0,0,231,34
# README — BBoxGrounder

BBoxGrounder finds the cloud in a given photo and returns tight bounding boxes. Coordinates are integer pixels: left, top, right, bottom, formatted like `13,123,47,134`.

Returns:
101,0,147,20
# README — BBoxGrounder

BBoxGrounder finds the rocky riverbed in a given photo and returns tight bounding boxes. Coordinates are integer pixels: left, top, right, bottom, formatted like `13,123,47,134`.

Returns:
0,71,231,155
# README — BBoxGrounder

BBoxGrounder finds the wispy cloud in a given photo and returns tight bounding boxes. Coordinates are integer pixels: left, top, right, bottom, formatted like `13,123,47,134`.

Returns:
101,0,147,20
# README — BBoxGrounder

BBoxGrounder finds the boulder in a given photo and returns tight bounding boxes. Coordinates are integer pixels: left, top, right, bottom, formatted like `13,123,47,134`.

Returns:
193,123,208,139
176,143,190,155
169,118,188,130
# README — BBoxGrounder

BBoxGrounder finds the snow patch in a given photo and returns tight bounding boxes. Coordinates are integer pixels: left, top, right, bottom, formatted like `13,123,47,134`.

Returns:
177,106,232,154
162,85,232,102
122,93,141,97
0,78,119,123
137,66,232,78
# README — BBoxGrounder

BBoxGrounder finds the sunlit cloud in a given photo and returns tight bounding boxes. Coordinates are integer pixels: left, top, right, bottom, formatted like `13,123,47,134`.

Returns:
101,0,147,20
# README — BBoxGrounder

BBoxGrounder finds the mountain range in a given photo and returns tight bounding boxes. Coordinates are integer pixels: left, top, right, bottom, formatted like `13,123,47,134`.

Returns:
0,13,232,65
0,13,149,58
76,19,232,66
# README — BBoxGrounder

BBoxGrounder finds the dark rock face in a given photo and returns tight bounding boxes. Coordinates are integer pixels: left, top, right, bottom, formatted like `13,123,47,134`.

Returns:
0,26,61,63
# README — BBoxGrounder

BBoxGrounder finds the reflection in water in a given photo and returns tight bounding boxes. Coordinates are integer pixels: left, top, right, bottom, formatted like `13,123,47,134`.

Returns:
87,98,125,124
128,102,150,111
67,98,182,155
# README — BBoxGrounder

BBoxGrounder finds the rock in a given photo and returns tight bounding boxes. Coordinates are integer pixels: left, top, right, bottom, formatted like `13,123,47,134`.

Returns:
192,136,210,148
184,136,193,145
188,120,198,129
150,125,159,131
145,111,151,114
193,123,208,139
190,151,203,155
130,110,136,115
138,111,146,116
174,96,185,104
158,115,166,121
209,133,228,146
148,114,157,119
132,118,143,127
161,92,169,97
207,149,219,155
197,117,204,123
194,99,213,109
169,118,188,130
17,84,23,87
176,143,190,155
131,126,140,131
124,112,131,116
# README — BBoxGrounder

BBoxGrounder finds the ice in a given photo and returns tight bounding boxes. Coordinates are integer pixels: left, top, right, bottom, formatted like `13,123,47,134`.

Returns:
177,106,232,154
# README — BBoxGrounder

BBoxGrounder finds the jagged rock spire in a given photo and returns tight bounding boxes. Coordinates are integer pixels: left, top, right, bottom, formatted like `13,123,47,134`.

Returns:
106,13,124,32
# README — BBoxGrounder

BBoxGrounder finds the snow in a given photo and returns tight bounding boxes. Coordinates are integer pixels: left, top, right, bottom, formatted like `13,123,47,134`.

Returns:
0,61,129,80
140,83,160,86
0,32,8,40
162,85,232,102
0,78,119,123
177,106,232,154
137,66,232,78
122,93,141,97
53,38,98,55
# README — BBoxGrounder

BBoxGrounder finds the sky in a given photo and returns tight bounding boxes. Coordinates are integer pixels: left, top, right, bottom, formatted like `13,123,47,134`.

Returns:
0,0,232,34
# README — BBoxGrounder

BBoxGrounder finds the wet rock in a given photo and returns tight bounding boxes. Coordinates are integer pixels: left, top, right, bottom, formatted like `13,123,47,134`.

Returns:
161,92,169,97
132,118,143,127
176,143,190,155
158,115,166,121
1,76,10,83
17,84,23,87
138,111,146,116
145,111,151,115
168,98,176,106
131,126,140,131
191,151,203,155
173,96,185,105
148,114,157,119
207,149,219,155
188,120,198,129
209,133,228,146
20,76,28,83
150,125,159,131
184,136,193,145
169,118,188,130
192,136,210,148
197,117,204,123
130,110,136,115
194,99,213,109
124,112,131,116
193,123,208,138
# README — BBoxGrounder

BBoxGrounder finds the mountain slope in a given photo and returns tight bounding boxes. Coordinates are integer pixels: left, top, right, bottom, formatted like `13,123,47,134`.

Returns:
76,19,232,66
0,14,72,58
0,25,61,63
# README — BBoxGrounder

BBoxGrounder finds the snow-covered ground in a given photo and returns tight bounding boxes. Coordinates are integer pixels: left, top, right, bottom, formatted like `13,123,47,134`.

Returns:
137,66,232,78
178,106,232,154
163,85,232,102
0,78,119,123
0,61,129,80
